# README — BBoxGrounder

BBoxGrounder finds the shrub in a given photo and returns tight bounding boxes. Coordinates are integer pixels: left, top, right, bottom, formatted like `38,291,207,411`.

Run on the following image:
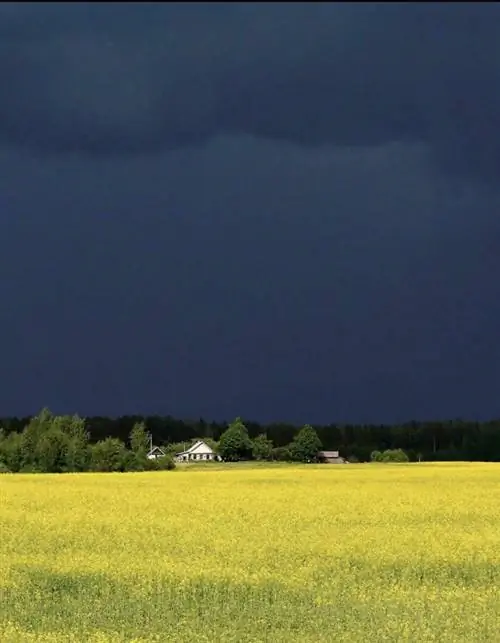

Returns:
158,455,176,471
146,455,176,471
0,461,11,474
372,449,410,463
383,449,409,463
271,446,292,462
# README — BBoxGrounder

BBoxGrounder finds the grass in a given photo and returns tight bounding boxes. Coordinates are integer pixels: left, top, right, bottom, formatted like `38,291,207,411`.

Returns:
1,463,500,641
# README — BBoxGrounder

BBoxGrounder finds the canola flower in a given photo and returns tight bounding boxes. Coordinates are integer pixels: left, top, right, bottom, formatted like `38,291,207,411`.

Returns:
1,463,500,641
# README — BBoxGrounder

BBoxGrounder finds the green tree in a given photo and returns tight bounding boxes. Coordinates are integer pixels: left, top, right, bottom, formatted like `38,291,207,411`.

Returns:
21,408,54,470
129,422,150,470
90,438,128,472
218,417,252,461
289,424,322,462
130,422,150,454
0,431,24,472
35,426,68,473
252,434,273,460
63,415,90,472
49,414,90,472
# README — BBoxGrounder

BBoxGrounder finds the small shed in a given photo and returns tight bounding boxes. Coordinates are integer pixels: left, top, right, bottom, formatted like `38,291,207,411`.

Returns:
147,446,166,460
317,450,347,464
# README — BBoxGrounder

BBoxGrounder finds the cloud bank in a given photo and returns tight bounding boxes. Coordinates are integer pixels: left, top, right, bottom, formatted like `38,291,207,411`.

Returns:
0,4,499,180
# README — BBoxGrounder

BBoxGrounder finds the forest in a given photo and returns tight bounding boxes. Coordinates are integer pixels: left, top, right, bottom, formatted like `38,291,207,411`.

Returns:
1,409,500,468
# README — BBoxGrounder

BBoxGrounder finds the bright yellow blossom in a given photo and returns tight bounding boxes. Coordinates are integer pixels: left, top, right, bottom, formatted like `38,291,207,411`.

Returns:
1,463,500,641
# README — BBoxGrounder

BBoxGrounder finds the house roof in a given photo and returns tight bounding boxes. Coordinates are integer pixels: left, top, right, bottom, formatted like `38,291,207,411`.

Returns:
147,446,165,456
176,440,214,456
318,451,340,458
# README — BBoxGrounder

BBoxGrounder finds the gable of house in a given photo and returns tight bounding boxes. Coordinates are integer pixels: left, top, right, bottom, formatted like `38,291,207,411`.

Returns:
176,440,215,457
188,441,214,455
147,446,166,458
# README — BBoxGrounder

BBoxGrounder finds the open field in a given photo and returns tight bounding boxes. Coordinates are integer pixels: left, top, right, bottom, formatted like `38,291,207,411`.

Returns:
2,463,500,642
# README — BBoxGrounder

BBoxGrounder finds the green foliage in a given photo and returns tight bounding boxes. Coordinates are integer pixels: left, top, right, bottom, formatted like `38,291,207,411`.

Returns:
271,446,292,461
4,412,500,464
159,455,176,471
218,418,253,461
0,410,179,474
35,426,68,473
128,422,150,470
0,407,423,473
21,408,54,470
90,438,128,472
289,424,322,462
0,431,24,472
371,448,410,463
252,434,274,461
146,455,176,471
63,416,90,472
162,442,187,457
19,412,90,473
129,422,150,454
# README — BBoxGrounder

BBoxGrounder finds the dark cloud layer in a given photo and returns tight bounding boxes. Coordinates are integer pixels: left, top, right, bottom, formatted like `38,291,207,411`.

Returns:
1,138,500,423
1,4,500,179
1,5,500,424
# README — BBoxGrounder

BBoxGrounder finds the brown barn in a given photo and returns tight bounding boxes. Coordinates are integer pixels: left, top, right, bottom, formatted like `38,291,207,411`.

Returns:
317,450,347,464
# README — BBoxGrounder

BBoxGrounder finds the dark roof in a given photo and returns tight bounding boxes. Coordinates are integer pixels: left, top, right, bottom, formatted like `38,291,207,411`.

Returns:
148,446,165,455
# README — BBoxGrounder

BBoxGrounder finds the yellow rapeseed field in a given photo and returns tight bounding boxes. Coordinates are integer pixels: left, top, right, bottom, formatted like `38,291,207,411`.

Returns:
1,463,500,642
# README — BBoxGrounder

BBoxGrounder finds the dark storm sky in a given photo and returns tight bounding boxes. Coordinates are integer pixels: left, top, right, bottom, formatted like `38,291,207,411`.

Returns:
1,3,500,424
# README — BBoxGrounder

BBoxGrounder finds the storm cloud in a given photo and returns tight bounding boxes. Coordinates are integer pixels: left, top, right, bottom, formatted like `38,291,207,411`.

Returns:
1,4,500,424
1,3,500,180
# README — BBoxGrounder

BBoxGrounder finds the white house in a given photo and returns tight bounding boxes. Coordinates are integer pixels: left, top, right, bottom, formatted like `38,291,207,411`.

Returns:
175,440,220,462
147,445,166,460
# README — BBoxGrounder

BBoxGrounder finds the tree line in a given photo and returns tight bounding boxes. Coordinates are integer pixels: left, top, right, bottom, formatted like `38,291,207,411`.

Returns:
0,410,327,473
0,409,176,473
1,410,500,472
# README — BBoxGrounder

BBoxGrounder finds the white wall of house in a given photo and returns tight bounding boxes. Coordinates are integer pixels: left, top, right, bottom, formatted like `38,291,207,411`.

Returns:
176,441,221,462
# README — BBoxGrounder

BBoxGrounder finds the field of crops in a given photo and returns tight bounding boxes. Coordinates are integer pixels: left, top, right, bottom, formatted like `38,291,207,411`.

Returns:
1,463,500,642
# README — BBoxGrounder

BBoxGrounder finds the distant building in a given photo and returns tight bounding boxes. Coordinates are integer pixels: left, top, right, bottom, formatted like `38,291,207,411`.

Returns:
176,440,221,462
147,446,166,461
317,450,348,464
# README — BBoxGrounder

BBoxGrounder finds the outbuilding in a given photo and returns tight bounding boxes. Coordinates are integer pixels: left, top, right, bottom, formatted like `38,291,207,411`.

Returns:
317,450,347,464
147,446,166,460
